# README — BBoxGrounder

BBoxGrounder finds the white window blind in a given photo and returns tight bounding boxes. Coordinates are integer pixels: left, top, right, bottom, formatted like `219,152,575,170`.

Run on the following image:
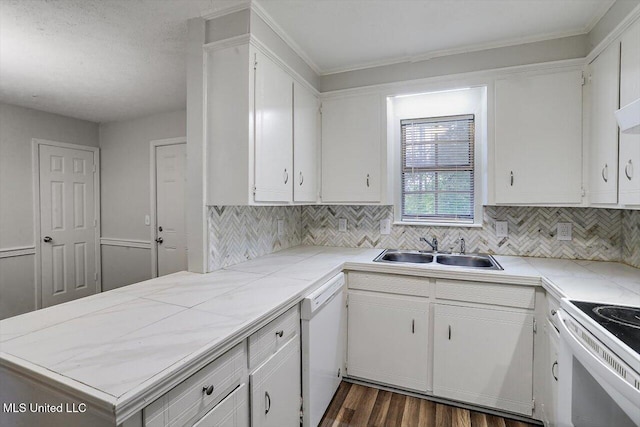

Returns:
401,114,475,222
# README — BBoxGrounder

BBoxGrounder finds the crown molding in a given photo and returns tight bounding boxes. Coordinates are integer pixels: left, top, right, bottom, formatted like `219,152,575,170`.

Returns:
583,0,617,34
586,3,640,63
201,1,251,21
250,0,322,75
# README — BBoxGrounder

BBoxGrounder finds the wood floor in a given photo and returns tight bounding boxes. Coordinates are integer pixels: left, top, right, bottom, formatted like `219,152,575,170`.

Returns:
319,382,539,427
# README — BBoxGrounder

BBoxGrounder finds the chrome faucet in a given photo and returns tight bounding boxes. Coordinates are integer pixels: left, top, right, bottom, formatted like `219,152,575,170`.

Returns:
420,237,438,252
459,237,466,255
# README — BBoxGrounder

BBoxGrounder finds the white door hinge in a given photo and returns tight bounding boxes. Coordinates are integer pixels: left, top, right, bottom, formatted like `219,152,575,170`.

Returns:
532,398,536,410
319,103,322,115
94,272,98,282
533,319,537,334
581,187,586,197
581,76,586,86
345,295,349,308
94,219,97,228
93,164,96,173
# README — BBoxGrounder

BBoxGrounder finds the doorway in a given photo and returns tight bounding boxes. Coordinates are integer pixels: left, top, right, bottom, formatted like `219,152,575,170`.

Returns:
150,138,187,277
33,139,100,308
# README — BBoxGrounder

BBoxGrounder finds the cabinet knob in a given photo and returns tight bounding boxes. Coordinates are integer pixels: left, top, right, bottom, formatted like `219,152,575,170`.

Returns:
275,330,284,338
155,237,163,244
551,309,557,316
510,171,514,186
625,160,633,181
202,385,214,395
602,164,608,183
337,368,341,377
366,174,370,188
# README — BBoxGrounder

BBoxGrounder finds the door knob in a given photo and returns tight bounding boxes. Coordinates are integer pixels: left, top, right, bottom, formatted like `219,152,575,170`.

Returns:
43,236,53,243
155,237,163,244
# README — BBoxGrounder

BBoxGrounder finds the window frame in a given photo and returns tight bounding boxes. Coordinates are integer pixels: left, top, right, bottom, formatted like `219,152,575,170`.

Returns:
390,86,486,227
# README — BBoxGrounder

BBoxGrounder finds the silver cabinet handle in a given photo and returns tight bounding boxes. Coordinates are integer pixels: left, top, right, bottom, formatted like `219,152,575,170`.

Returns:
283,169,288,184
510,171,514,186
448,325,451,340
625,160,633,181
265,391,271,414
43,236,53,243
602,164,608,183
202,385,214,395
552,361,558,381
366,174,370,188
299,171,304,186
411,319,415,334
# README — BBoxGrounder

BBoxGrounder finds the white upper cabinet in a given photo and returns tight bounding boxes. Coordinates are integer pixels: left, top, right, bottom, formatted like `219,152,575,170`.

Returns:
321,93,382,203
293,81,319,203
494,68,583,204
206,42,318,205
619,18,640,206
587,42,620,205
254,50,293,203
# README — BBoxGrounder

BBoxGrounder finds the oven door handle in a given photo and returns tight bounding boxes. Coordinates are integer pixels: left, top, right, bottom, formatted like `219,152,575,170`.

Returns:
556,310,640,426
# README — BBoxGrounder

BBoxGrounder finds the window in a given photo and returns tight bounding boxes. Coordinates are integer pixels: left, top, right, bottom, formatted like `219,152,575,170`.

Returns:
401,114,475,223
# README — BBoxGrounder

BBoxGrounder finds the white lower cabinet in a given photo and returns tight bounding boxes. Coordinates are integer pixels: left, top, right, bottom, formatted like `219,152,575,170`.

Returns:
250,337,301,427
193,384,249,427
432,304,535,416
346,291,429,391
543,319,560,427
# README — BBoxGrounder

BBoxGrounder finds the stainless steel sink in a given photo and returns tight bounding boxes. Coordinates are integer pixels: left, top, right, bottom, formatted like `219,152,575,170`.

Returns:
435,254,502,270
373,250,502,270
374,250,434,264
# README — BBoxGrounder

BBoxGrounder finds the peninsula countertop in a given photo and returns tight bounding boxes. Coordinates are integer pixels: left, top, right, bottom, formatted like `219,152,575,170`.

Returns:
1,245,638,423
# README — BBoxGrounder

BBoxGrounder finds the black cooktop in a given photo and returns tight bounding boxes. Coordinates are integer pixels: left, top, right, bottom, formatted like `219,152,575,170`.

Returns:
571,301,640,355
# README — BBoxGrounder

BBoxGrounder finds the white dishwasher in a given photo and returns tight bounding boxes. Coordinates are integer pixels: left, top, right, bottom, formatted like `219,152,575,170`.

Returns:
301,272,346,427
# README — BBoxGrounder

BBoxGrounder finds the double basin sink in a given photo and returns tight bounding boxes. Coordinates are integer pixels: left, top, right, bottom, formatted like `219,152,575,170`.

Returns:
374,249,503,270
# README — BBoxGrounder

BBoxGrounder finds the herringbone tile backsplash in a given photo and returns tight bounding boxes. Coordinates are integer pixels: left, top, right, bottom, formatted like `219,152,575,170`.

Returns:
622,209,640,268
208,206,301,271
301,205,624,262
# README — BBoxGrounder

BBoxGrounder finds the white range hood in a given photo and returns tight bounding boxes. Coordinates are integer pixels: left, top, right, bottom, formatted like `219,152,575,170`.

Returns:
615,98,640,134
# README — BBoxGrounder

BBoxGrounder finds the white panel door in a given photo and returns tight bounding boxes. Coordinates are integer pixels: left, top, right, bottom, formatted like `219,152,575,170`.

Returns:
293,81,318,203
432,304,534,415
494,69,583,204
250,337,300,427
347,291,428,391
254,50,293,203
156,143,187,277
588,43,620,205
619,18,640,206
321,94,381,202
39,144,97,307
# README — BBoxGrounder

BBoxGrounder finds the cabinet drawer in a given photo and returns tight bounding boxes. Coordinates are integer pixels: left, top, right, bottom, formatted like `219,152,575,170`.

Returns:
435,279,535,309
248,305,300,370
144,343,247,427
192,383,248,427
547,292,560,329
348,272,429,297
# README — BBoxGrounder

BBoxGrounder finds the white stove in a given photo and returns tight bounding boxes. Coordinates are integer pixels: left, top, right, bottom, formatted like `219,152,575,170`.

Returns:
557,299,640,427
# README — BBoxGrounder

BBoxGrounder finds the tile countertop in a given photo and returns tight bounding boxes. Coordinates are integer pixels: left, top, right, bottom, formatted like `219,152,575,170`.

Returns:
1,246,639,423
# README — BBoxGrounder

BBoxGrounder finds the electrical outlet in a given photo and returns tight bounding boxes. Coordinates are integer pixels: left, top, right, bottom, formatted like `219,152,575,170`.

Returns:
277,219,284,236
557,222,572,241
144,215,150,226
338,218,347,232
495,221,508,237
380,219,391,235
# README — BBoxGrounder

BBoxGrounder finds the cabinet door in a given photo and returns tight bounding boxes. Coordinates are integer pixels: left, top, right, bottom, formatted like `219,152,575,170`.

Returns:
250,337,301,427
494,69,583,204
588,43,620,205
347,291,428,391
193,384,249,427
619,18,640,206
433,304,534,415
293,81,319,203
321,94,381,202
544,319,560,427
254,50,293,203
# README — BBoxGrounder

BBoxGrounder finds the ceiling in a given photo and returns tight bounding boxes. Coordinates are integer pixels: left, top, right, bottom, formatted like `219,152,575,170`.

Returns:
0,0,616,123
257,0,615,75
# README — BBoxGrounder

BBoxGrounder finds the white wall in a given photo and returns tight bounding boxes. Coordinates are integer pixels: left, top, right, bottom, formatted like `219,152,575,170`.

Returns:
98,109,186,291
0,103,99,319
